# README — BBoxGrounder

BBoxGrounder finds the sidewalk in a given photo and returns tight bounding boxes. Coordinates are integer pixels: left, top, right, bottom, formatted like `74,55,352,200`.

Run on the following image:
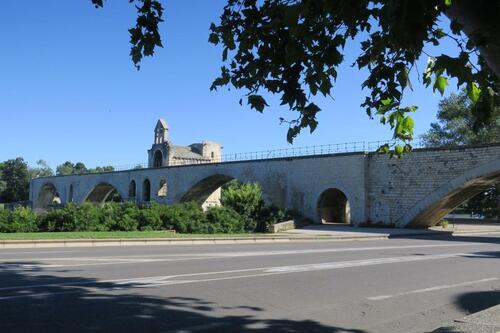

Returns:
1,222,499,249
432,304,500,333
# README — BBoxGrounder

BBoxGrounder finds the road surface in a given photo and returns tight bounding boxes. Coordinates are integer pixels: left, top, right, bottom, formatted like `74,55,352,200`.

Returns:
0,234,499,332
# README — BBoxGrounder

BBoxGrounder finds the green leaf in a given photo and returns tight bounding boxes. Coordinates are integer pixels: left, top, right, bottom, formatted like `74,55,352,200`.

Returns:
394,145,404,157
208,33,219,45
433,76,448,95
444,0,452,6
467,82,481,103
402,116,415,132
247,95,268,112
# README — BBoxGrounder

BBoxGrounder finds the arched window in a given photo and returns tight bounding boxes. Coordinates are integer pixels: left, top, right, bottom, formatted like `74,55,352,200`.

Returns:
143,179,151,202
129,180,136,198
158,178,167,197
153,150,163,168
68,185,74,203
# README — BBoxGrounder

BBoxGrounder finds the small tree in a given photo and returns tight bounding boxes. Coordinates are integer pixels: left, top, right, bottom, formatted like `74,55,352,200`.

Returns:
0,158,30,203
221,181,264,231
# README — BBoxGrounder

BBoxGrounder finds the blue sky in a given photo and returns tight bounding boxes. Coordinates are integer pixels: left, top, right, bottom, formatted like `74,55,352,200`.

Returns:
0,1,458,169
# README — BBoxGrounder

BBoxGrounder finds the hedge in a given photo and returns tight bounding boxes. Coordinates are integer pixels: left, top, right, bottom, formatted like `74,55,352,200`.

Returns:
0,201,298,234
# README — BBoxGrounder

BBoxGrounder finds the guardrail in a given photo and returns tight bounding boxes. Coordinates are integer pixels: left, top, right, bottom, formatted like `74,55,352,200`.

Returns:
111,139,426,171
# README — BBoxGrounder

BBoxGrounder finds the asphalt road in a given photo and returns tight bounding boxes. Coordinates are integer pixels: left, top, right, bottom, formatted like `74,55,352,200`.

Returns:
0,234,499,333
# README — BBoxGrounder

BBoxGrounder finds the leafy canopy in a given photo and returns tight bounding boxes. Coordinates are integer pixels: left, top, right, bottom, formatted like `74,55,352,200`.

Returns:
93,0,500,156
421,90,500,146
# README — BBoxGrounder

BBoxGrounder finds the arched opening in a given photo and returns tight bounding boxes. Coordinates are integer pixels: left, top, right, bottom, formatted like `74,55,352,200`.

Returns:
85,183,122,204
181,174,234,209
68,185,74,203
153,150,163,168
399,162,500,228
129,180,137,198
143,179,151,202
158,178,167,197
317,188,350,224
404,175,500,228
36,183,62,211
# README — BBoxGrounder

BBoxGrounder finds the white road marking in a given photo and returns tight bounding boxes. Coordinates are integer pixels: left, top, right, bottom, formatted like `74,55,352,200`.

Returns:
0,251,487,299
367,277,499,301
0,242,478,268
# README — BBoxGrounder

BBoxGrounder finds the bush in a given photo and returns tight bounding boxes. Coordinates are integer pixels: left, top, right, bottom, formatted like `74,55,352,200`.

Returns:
103,202,140,231
255,206,296,232
205,206,244,233
221,181,263,231
161,202,207,233
6,206,38,232
0,208,10,232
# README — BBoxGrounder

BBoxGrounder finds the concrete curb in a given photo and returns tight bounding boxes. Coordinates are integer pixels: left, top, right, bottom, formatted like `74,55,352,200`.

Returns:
0,235,382,249
0,230,462,249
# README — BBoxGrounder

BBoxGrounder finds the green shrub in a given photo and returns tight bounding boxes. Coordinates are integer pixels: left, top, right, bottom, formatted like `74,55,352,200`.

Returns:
205,206,244,233
255,206,297,232
138,203,163,231
0,208,10,232
162,202,207,233
103,203,140,231
7,206,38,232
221,181,263,231
438,219,449,228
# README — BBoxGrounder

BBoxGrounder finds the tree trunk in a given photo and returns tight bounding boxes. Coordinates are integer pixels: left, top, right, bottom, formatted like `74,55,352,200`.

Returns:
446,0,500,78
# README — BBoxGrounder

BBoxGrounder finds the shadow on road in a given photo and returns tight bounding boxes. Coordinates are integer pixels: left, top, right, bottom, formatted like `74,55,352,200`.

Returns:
0,263,367,333
454,290,500,314
392,233,500,245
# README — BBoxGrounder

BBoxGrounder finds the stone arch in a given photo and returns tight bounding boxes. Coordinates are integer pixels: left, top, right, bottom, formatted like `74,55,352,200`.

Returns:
158,178,167,197
397,159,500,228
180,174,234,207
153,150,163,168
143,178,151,202
317,188,351,224
129,180,137,198
36,183,62,211
85,182,123,204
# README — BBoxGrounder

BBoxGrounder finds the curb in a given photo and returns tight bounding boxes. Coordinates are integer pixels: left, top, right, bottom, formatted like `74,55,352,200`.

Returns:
0,235,384,249
0,230,461,249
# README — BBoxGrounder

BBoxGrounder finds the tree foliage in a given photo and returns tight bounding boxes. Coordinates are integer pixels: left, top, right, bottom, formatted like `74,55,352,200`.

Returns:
421,90,500,146
0,158,30,203
92,0,500,151
56,161,115,176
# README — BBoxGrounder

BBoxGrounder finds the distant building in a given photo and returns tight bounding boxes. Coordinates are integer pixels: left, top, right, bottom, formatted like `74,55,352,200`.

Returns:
147,118,222,167
147,118,223,208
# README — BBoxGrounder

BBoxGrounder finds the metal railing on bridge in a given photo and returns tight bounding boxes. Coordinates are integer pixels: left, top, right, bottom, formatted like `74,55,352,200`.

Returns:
111,139,426,171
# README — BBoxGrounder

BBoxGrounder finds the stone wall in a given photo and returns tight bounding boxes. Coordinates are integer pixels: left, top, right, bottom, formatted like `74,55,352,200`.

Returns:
366,144,500,226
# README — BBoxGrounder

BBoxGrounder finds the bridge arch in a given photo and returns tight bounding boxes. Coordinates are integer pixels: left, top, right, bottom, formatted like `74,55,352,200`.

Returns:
180,174,233,205
397,159,500,228
35,182,62,211
84,182,123,204
317,187,351,224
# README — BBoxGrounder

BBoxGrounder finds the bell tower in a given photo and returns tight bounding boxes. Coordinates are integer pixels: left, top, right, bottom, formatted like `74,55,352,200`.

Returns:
148,118,170,168
154,118,169,144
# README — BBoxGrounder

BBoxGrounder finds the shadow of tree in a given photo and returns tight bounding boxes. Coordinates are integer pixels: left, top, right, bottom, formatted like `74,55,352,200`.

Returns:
393,233,500,245
0,263,367,333
454,290,500,314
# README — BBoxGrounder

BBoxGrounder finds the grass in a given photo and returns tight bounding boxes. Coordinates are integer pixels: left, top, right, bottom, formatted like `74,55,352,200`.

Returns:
0,231,274,240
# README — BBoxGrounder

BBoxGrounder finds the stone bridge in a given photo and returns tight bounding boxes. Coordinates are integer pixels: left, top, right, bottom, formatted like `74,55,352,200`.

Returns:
30,143,500,228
